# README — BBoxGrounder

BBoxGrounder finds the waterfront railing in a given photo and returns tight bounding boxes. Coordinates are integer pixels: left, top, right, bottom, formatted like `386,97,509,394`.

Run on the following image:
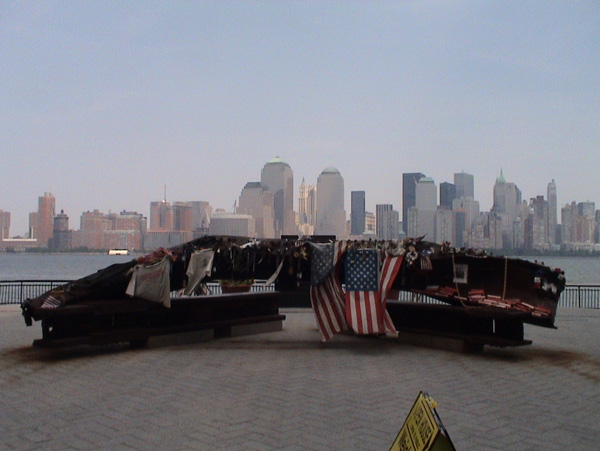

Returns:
0,281,598,308
0,280,276,306
0,280,71,306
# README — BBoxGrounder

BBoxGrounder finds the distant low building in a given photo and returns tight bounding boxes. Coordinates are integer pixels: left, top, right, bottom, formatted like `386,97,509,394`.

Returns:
0,238,38,251
209,213,256,237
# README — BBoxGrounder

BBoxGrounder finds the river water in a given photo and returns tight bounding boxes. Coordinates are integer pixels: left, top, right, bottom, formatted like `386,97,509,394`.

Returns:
0,253,599,284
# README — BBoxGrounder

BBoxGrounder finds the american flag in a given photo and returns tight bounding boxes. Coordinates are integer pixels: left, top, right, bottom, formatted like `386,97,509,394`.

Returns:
41,295,62,309
380,254,403,334
309,241,348,341
345,249,402,335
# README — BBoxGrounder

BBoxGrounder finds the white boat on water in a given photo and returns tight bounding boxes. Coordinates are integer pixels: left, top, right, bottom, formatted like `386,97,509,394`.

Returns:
108,249,129,256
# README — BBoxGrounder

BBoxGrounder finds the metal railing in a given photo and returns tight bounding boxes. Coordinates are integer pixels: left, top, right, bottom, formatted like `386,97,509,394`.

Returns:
0,280,276,305
0,280,598,308
0,280,71,305
559,285,600,308
170,281,276,297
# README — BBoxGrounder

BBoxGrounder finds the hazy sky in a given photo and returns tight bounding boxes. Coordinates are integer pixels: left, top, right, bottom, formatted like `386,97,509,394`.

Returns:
2,1,599,236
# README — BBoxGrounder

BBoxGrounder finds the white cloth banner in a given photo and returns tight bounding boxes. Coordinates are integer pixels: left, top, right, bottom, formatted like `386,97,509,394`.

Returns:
126,256,171,308
184,249,215,296
263,258,285,287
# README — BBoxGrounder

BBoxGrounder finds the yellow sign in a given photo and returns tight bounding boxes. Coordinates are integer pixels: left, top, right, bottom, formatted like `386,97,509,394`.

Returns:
390,392,455,451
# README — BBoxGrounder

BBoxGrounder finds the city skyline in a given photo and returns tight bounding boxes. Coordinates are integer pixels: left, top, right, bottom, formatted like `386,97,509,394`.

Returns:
1,164,597,239
3,3,599,235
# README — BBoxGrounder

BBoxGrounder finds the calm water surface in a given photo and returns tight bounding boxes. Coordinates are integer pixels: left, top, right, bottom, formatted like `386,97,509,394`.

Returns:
0,253,599,284
0,253,136,280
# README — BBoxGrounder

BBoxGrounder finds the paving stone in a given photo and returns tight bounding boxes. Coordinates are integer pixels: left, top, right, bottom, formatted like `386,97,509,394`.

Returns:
1,306,599,450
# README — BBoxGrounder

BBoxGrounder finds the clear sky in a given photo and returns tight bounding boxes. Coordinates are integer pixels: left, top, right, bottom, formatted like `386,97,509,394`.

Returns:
2,1,599,236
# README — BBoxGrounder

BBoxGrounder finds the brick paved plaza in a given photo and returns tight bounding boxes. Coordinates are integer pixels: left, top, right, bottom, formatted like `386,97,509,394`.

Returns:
1,305,599,450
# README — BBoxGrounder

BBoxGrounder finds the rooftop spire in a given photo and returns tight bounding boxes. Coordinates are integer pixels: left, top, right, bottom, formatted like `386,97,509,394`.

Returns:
496,169,506,184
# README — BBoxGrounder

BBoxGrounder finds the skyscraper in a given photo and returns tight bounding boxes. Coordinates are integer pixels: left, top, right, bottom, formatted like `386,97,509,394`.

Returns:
0,209,10,239
454,172,474,199
416,177,437,211
351,191,366,235
547,180,557,245
34,192,56,247
402,172,425,234
376,204,399,239
298,178,317,235
315,167,346,238
188,201,212,234
260,157,295,237
527,195,549,249
439,182,456,209
491,170,522,248
413,177,437,239
238,182,275,238
150,201,173,231
173,202,193,232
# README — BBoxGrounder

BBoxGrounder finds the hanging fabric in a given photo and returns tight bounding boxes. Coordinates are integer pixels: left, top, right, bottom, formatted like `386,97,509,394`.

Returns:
126,256,171,307
309,241,348,341
184,249,215,296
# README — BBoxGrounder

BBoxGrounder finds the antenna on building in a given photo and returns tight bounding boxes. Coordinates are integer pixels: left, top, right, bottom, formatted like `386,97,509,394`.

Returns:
163,185,167,203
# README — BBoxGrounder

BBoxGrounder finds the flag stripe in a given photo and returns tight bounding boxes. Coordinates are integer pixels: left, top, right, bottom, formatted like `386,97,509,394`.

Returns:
380,255,403,335
310,241,348,341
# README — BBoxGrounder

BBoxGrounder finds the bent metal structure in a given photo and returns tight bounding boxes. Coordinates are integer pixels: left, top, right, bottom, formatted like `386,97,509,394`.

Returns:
21,236,566,351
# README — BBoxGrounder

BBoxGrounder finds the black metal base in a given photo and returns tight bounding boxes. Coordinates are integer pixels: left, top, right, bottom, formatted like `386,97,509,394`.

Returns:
31,292,285,349
387,301,532,351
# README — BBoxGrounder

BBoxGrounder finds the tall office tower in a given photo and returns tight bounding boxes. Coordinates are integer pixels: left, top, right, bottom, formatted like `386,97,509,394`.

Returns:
435,208,453,243
189,201,212,234
512,216,524,249
35,192,56,247
238,182,275,238
260,157,295,237
454,172,474,199
453,210,466,247
413,177,437,239
491,170,522,247
0,209,10,238
578,201,595,218
547,180,557,244
402,172,425,234
561,202,577,243
491,171,521,216
351,191,366,235
575,215,595,243
416,177,437,211
298,178,317,234
315,167,346,238
575,202,596,244
452,196,480,232
529,195,549,249
173,202,193,232
376,204,399,239
365,211,375,234
439,182,456,209
150,201,174,231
